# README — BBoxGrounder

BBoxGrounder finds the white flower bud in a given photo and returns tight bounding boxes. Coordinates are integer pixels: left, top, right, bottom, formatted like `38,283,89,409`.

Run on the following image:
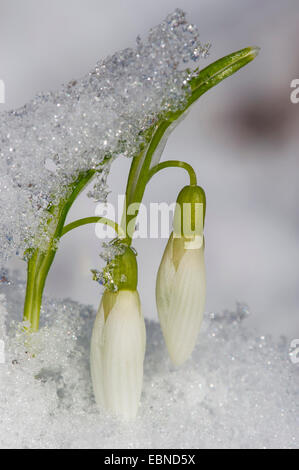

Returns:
90,289,146,420
156,233,206,366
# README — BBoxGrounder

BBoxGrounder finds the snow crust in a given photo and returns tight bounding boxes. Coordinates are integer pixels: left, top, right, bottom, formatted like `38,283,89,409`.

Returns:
0,9,209,261
0,276,298,449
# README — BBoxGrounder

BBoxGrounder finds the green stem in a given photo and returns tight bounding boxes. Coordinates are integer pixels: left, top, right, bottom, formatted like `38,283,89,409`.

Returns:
23,47,259,329
122,47,259,245
61,216,125,238
122,122,171,244
23,170,95,331
147,160,197,186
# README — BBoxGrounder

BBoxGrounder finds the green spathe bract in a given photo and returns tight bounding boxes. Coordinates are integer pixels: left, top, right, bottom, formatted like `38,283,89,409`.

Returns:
23,45,259,330
173,185,206,239
106,246,138,293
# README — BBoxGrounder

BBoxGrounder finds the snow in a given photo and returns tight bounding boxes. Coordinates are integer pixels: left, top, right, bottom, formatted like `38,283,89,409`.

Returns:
0,275,298,449
0,9,209,262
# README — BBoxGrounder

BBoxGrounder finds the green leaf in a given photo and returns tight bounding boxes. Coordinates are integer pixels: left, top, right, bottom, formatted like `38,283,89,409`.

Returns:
168,46,260,121
124,47,260,221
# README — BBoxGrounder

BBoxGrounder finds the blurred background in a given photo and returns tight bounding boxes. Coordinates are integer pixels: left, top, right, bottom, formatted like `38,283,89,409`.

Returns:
0,0,298,338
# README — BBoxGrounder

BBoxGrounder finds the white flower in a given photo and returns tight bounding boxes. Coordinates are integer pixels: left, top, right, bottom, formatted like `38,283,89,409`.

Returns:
156,233,206,366
90,289,146,420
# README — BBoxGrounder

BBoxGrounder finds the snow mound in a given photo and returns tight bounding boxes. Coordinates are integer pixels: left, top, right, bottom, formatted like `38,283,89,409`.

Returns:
0,276,298,449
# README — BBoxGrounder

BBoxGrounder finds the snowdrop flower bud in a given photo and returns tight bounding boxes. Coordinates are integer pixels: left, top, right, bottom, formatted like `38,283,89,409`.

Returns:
90,247,146,420
156,185,206,366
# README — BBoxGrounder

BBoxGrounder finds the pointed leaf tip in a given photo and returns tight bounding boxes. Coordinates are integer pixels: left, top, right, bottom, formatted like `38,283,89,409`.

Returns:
250,46,260,58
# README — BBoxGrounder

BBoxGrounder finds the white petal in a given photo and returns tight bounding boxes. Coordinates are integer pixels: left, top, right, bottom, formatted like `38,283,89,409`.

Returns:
90,290,146,420
166,247,206,365
156,236,206,366
155,234,176,334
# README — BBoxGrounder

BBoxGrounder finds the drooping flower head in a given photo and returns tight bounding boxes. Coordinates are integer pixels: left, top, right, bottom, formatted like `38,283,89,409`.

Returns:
156,184,206,365
90,246,146,420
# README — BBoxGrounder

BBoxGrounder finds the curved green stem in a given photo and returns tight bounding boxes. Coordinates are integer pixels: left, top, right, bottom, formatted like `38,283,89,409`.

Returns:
147,160,197,186
62,216,125,239
23,170,95,331
122,47,259,245
22,46,259,330
122,122,171,245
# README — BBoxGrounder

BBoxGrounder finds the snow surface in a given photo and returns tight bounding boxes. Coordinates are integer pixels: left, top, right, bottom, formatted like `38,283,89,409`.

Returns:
0,275,298,449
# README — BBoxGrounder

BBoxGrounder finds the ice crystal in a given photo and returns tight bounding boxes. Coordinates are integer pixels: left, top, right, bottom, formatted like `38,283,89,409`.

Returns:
92,240,128,291
0,278,298,449
0,9,209,262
